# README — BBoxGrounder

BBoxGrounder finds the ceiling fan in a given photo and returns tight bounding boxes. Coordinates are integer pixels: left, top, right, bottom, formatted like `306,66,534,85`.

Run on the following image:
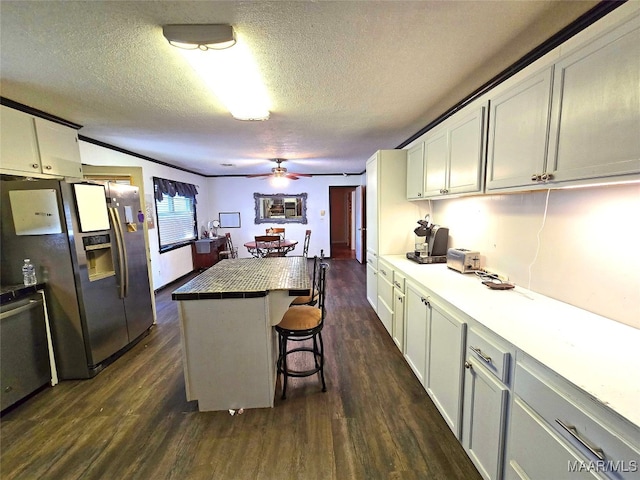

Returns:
245,159,312,180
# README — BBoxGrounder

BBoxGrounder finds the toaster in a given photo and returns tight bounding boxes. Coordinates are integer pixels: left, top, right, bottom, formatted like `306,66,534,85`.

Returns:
446,248,481,274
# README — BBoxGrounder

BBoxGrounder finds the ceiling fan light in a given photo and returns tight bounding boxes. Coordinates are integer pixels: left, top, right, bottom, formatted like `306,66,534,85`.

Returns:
163,24,237,50
271,175,289,188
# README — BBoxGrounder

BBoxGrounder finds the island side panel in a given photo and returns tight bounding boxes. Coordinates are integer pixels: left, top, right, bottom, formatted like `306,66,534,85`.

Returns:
178,297,274,411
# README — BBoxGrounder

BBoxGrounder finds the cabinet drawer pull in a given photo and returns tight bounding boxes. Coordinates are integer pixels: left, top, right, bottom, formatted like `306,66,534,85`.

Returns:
469,346,492,364
555,419,605,461
394,281,402,289
380,269,387,276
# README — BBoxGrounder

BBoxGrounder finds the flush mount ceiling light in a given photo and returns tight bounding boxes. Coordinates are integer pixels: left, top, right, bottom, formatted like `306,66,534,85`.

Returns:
162,24,236,50
163,25,271,121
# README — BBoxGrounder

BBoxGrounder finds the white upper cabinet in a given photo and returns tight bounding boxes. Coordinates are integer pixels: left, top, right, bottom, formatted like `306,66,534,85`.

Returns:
422,103,487,199
0,105,83,178
406,142,425,200
486,67,554,191
423,129,448,197
448,106,486,195
547,13,640,184
0,106,41,174
34,117,83,178
487,10,640,192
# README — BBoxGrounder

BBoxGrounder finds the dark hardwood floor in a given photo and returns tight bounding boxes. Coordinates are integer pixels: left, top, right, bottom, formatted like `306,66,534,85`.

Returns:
330,243,356,259
0,259,481,480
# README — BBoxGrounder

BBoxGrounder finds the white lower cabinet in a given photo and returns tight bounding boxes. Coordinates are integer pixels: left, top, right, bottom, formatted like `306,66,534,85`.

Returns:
462,359,509,480
425,298,466,438
404,280,429,385
377,260,394,335
366,249,378,312
366,263,377,313
391,274,405,352
384,256,640,480
506,357,640,480
405,280,467,438
506,398,600,480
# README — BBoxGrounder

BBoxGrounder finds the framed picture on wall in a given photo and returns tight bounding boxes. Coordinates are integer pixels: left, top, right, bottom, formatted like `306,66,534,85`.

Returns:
219,212,241,228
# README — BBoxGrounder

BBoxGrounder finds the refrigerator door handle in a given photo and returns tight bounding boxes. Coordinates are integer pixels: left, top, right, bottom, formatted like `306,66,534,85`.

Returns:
109,207,129,298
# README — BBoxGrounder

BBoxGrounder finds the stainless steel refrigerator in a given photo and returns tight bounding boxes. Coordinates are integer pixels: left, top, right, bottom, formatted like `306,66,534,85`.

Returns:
0,179,154,379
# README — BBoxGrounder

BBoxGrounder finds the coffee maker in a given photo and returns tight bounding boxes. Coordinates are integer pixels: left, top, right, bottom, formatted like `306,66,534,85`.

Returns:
407,216,449,264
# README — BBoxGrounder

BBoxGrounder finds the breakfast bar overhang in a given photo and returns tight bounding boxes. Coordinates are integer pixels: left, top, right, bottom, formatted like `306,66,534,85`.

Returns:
172,257,310,411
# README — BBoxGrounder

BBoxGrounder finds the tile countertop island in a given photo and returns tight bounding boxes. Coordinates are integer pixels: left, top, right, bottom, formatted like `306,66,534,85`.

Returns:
382,255,640,429
172,257,310,411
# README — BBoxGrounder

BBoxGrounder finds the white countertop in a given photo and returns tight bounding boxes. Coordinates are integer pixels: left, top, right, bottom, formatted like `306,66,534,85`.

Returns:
382,255,640,429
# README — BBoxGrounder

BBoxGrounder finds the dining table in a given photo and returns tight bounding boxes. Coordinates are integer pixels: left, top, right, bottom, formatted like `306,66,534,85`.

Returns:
244,238,298,257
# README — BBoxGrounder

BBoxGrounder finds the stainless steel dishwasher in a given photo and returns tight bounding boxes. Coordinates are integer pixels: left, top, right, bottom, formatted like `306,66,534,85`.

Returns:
1,293,50,411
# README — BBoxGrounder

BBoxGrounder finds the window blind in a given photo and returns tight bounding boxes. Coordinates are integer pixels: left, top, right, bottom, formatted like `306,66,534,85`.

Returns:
153,177,198,252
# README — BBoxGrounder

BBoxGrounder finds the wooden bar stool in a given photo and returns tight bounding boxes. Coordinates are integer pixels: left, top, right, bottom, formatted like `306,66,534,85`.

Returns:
290,250,323,307
276,262,328,399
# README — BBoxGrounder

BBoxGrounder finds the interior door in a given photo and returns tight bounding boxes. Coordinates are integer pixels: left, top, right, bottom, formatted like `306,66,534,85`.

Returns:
354,185,365,263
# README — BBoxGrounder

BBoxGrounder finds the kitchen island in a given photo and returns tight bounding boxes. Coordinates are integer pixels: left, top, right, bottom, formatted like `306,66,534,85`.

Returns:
172,257,310,411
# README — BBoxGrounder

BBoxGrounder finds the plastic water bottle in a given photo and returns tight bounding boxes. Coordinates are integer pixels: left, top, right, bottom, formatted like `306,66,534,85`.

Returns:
22,259,37,286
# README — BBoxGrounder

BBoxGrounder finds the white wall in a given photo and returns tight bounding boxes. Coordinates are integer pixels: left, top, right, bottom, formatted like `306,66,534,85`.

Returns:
80,138,365,286
206,175,363,259
411,183,640,329
79,141,211,289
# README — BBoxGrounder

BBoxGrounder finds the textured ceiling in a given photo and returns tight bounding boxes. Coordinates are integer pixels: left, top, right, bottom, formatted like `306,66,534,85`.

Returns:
0,1,598,177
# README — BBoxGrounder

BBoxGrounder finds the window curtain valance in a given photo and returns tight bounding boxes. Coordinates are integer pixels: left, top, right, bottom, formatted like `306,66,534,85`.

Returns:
153,177,198,203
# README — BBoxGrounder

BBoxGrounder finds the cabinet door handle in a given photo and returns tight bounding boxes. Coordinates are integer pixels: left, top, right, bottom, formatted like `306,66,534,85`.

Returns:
541,172,554,182
43,164,52,170
469,346,492,364
31,163,39,169
464,361,472,369
397,296,403,303
555,419,605,461
531,174,542,182
417,193,422,197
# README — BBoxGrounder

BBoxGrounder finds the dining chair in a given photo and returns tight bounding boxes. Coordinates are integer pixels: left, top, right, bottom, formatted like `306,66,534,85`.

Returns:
254,234,282,257
219,232,238,259
302,229,311,257
275,261,328,399
266,227,285,240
